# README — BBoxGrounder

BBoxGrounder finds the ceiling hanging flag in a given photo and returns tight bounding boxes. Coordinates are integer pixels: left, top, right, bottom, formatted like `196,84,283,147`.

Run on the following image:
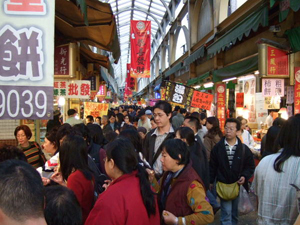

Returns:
130,20,151,78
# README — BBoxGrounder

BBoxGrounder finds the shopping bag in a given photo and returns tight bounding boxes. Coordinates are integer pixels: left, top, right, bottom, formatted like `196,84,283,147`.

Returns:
238,185,254,214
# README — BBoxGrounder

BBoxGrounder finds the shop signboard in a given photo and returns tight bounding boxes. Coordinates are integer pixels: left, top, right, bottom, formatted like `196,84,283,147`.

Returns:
190,91,213,110
294,67,300,114
84,102,109,118
244,78,256,123
264,96,280,109
267,46,289,77
54,80,91,99
130,20,151,78
98,85,106,97
286,86,294,104
88,76,96,91
262,79,285,97
216,83,226,133
255,93,268,129
0,0,55,119
54,45,69,76
236,93,244,108
165,81,193,107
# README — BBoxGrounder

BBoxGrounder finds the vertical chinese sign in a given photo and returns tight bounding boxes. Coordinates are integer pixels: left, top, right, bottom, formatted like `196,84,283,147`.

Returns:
124,64,131,100
130,20,151,78
216,84,226,133
294,67,300,114
267,46,289,77
0,0,54,119
236,93,244,108
54,45,69,75
262,78,283,110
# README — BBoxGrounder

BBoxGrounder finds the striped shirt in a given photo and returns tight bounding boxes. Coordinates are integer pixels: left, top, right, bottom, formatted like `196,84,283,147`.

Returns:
20,142,43,168
224,138,238,167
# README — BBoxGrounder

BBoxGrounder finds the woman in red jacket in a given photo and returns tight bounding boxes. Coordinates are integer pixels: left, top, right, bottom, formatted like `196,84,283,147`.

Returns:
51,134,94,224
85,137,160,225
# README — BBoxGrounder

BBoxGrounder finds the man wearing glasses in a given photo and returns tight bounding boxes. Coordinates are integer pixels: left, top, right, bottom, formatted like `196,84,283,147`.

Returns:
209,118,255,225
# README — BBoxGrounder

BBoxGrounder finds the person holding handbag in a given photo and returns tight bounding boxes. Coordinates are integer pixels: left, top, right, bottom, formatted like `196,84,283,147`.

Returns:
209,118,255,225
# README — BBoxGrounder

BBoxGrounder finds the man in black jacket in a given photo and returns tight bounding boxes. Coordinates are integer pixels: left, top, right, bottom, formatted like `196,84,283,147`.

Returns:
143,101,175,177
209,118,255,225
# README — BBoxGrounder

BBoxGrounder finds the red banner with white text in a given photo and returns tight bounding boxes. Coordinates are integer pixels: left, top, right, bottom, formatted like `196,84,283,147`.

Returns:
124,64,132,100
130,20,151,78
216,83,226,133
294,67,300,114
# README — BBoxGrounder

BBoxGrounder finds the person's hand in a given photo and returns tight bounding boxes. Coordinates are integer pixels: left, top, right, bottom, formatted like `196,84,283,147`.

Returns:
42,177,50,186
51,171,66,186
146,168,155,183
162,210,177,225
237,176,245,185
102,180,112,191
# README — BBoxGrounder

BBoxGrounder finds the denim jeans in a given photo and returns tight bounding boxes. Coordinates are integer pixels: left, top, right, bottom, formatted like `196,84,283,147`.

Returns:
207,190,220,209
220,196,239,225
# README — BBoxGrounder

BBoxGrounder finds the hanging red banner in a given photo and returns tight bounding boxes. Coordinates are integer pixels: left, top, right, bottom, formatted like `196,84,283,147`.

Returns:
216,83,226,133
267,46,289,77
191,91,213,110
124,64,133,99
130,20,151,78
236,93,244,108
98,85,106,97
294,67,300,114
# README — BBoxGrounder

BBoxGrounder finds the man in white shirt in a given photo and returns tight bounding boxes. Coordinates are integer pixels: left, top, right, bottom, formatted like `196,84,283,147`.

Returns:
265,111,274,128
137,109,151,132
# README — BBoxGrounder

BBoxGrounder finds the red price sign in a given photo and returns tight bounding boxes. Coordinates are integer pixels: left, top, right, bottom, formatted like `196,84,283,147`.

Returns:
236,93,244,108
191,91,213,110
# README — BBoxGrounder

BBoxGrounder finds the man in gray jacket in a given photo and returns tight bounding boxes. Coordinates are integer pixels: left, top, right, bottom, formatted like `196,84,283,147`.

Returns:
171,108,186,130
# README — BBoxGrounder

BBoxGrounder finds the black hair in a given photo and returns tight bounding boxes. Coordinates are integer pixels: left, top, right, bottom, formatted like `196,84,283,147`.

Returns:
161,139,190,165
73,123,91,146
0,160,44,221
116,113,125,124
200,112,207,120
206,117,223,139
45,127,58,149
262,126,281,158
175,127,195,147
174,106,180,111
179,108,186,114
104,130,118,143
44,185,82,225
272,117,286,127
274,114,300,172
67,109,76,116
153,100,172,116
0,144,27,163
55,123,74,150
59,134,93,181
86,115,94,122
190,112,202,129
184,116,201,131
120,129,143,153
105,138,156,217
225,118,241,131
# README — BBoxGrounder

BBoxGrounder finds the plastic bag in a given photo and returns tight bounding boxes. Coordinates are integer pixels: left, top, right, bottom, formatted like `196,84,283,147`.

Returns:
238,185,254,214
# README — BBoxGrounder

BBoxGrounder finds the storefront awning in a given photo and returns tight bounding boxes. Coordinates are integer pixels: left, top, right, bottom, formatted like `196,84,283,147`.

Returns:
207,5,268,56
187,72,210,86
270,0,300,22
213,56,258,82
80,47,109,69
165,62,184,77
286,26,300,53
184,46,205,66
55,0,120,63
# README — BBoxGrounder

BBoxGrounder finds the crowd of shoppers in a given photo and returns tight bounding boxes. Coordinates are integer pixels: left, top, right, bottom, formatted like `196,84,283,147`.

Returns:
0,100,299,225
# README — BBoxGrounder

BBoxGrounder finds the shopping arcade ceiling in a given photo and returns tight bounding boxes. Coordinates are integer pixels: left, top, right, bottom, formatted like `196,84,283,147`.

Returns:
103,0,172,88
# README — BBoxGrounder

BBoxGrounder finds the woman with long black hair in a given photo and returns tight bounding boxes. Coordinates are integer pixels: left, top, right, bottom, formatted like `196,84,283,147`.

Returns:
85,137,160,225
51,134,94,224
253,114,300,224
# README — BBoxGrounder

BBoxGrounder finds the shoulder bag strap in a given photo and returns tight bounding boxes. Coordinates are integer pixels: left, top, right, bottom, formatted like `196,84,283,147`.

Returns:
239,144,245,177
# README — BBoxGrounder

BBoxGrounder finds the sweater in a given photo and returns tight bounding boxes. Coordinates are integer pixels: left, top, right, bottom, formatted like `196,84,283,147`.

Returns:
85,171,160,225
67,170,94,223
